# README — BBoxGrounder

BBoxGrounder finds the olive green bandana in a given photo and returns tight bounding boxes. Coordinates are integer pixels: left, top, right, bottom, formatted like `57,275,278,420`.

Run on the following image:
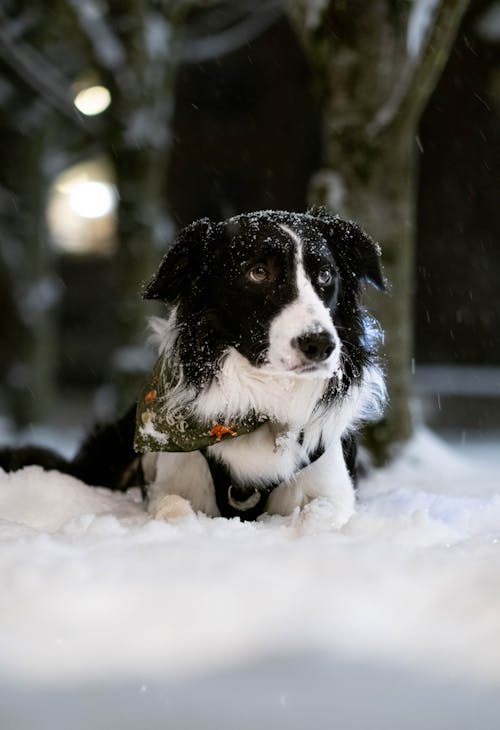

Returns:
134,358,268,453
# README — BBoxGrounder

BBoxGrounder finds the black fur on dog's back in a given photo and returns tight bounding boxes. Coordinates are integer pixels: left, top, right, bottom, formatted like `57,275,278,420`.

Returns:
0,406,143,493
0,445,71,474
70,404,142,490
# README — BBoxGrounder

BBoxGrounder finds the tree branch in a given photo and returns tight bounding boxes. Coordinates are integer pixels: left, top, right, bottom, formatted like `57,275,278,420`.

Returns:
0,18,85,127
66,0,127,81
1,8,38,42
368,0,470,137
178,1,283,62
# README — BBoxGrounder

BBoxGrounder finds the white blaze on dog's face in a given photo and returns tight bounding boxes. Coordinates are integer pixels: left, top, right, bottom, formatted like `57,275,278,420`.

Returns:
264,224,341,377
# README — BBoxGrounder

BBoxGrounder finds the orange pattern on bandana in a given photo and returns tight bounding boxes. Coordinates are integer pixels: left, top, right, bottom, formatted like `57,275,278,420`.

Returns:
209,424,237,441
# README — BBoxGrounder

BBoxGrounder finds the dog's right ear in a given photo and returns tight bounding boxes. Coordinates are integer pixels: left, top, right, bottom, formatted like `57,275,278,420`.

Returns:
142,218,214,303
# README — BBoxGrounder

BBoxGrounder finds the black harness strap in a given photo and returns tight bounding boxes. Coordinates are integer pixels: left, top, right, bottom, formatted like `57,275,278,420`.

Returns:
203,439,325,521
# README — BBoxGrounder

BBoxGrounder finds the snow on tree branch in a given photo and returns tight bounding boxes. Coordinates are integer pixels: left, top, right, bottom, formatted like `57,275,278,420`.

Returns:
368,0,469,138
66,0,127,78
407,0,440,58
144,11,173,62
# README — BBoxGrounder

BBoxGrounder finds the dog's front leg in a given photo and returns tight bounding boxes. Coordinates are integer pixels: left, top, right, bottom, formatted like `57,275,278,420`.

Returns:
144,451,220,520
265,438,355,529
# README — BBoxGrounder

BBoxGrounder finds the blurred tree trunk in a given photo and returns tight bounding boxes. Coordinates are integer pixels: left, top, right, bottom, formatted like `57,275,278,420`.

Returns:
287,0,469,462
70,1,186,407
106,4,179,330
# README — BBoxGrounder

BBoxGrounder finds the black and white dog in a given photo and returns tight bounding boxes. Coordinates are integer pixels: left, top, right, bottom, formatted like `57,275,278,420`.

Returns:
1,209,386,527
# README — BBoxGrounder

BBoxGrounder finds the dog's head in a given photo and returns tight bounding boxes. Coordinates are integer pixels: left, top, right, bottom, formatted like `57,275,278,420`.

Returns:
144,209,384,379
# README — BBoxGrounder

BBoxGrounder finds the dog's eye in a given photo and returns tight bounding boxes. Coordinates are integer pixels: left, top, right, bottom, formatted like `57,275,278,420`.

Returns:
318,268,333,286
247,264,270,283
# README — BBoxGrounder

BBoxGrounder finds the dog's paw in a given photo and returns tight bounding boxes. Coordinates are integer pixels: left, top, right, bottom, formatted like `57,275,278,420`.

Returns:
294,496,355,534
150,494,195,522
265,482,305,516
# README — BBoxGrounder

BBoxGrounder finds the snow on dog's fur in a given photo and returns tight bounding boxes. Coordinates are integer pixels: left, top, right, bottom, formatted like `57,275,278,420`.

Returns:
139,209,386,525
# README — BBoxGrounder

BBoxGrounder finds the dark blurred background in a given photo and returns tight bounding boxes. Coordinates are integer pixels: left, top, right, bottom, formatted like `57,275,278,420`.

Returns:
0,0,499,452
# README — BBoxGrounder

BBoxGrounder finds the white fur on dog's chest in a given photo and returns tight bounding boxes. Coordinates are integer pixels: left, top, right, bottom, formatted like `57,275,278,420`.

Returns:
205,421,311,486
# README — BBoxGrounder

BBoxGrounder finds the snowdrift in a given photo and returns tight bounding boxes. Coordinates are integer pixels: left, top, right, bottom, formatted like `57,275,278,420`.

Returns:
1,430,500,729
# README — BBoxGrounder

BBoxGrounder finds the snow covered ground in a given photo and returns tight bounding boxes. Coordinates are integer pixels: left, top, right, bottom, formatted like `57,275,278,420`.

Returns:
1,429,500,729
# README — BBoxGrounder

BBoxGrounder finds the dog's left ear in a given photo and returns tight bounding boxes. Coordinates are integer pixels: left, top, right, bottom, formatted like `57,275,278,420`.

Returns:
142,218,214,303
309,207,386,291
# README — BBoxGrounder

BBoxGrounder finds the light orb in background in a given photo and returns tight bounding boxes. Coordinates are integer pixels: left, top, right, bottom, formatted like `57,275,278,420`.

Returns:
68,180,116,219
73,85,111,116
47,158,118,256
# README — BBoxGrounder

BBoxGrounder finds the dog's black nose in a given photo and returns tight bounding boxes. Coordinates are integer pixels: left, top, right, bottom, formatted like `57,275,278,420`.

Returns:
294,331,336,362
